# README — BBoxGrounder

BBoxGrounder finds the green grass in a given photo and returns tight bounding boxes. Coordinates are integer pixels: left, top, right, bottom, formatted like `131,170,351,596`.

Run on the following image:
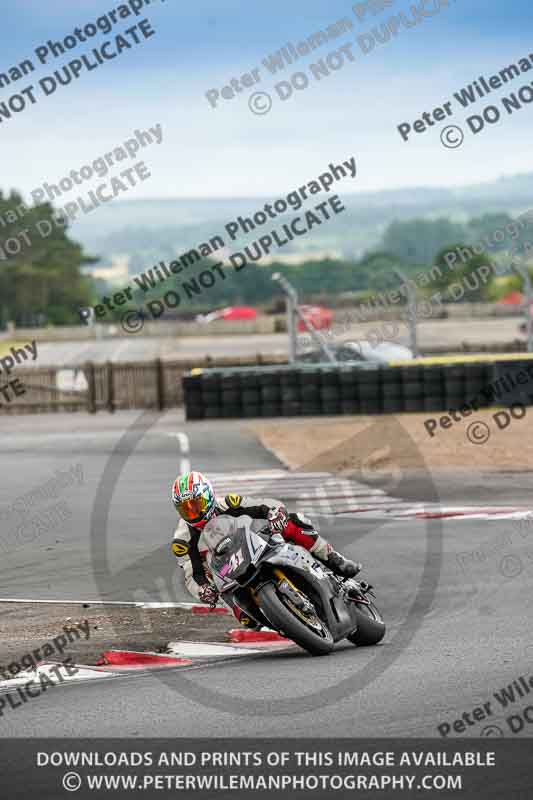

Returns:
0,341,25,358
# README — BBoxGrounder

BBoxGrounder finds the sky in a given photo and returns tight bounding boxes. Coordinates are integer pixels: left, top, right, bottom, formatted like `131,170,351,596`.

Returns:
1,0,532,200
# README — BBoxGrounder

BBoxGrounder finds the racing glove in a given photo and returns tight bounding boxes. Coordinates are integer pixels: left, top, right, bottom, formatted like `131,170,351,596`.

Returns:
198,583,219,607
267,505,289,533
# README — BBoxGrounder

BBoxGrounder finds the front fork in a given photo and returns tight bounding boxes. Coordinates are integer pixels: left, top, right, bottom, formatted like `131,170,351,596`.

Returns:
262,569,319,622
238,568,324,628
250,567,298,602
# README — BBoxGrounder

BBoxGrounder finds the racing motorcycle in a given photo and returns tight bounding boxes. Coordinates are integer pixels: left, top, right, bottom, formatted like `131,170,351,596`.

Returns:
201,514,385,656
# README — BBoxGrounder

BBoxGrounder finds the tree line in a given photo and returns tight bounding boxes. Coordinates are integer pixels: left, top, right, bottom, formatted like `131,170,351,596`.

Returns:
0,191,95,327
0,188,529,327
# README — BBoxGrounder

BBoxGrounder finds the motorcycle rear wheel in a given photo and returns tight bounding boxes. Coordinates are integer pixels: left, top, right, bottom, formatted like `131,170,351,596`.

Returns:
258,582,334,656
347,600,386,646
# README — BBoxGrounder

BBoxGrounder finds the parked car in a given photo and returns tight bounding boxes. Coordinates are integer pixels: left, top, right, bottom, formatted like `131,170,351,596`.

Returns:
297,304,333,332
196,306,257,324
298,340,413,364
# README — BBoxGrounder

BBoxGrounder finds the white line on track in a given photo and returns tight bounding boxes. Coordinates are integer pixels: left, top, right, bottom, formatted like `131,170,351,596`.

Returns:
109,339,130,362
164,432,190,473
209,469,533,521
0,663,119,692
0,599,212,608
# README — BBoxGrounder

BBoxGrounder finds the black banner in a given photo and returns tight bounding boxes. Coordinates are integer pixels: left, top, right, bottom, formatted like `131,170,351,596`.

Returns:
1,738,532,799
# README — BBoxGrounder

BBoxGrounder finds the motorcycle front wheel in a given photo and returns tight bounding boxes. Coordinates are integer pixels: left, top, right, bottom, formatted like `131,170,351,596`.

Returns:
347,599,386,646
258,582,334,656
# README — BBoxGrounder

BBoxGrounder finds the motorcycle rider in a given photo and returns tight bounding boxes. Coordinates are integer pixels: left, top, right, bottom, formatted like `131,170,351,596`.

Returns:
171,470,361,621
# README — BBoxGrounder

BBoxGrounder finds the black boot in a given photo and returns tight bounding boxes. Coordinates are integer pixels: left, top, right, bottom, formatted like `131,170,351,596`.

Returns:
326,550,362,579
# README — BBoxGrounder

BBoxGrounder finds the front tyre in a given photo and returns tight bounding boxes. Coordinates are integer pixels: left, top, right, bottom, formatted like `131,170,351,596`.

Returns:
258,582,334,656
347,600,386,646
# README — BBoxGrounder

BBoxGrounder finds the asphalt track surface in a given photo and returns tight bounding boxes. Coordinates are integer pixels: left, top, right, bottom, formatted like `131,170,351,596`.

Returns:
0,411,532,739
19,315,524,366
24,334,289,367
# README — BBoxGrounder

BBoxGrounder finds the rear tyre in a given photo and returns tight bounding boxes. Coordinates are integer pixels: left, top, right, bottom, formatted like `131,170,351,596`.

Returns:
258,582,334,656
347,600,386,646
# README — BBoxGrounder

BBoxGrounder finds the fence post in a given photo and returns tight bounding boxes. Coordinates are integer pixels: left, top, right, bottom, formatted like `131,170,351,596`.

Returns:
85,362,96,414
155,358,165,411
106,361,115,413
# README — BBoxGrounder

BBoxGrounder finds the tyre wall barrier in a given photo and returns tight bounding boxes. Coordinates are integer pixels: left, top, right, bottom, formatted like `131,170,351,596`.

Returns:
183,357,533,420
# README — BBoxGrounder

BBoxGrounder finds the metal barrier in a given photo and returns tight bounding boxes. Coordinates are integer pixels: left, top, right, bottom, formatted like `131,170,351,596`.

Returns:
5,354,533,417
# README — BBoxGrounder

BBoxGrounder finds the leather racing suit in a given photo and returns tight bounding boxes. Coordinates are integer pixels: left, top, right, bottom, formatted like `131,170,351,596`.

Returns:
171,492,340,602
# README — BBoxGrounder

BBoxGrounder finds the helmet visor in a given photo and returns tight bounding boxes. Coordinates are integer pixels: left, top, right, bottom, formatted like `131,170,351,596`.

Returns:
177,494,210,523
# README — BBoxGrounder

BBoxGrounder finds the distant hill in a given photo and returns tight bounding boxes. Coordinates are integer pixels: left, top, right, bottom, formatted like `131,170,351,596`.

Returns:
70,172,533,270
